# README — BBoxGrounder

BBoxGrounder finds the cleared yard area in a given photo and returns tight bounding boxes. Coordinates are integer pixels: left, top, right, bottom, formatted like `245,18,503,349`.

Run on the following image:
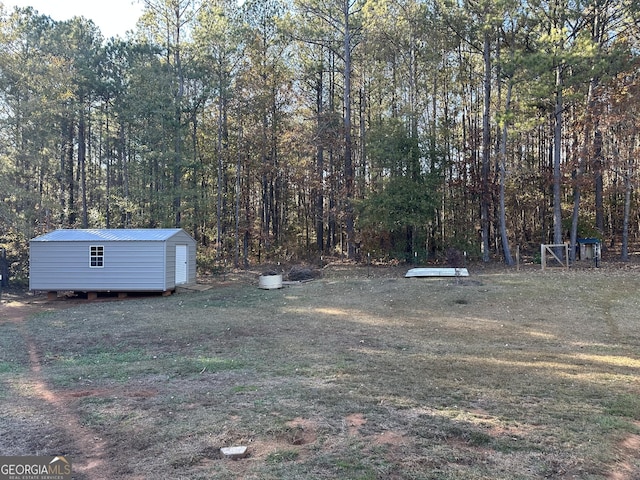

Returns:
1,265,640,479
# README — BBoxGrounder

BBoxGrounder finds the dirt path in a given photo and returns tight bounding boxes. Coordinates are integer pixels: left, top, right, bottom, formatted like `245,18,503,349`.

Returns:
1,295,116,479
608,423,640,480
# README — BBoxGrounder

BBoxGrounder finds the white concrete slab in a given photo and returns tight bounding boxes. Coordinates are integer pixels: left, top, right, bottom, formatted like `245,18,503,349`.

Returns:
405,268,469,278
220,446,248,459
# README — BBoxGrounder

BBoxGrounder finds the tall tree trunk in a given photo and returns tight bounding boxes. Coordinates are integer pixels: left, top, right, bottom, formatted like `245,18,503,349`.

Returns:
217,91,224,260
328,51,337,252
271,97,281,242
621,168,631,262
481,28,491,262
79,111,88,228
553,64,564,249
235,125,242,268
499,78,514,266
621,135,634,261
328,150,336,252
261,108,270,257
62,120,75,226
594,131,604,232
105,104,112,229
569,166,581,263
343,0,355,259
173,50,183,228
119,122,130,227
315,64,325,253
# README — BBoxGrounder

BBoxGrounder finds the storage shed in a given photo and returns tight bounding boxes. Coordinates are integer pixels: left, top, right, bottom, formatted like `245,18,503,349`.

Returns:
29,229,196,295
577,237,601,264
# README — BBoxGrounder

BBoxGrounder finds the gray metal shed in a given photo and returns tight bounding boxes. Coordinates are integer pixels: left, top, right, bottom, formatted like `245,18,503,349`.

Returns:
29,229,196,293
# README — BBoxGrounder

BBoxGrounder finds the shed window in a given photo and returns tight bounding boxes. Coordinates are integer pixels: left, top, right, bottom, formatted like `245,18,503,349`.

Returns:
90,245,104,268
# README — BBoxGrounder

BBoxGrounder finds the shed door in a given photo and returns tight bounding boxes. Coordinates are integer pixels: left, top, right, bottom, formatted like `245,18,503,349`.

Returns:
175,245,188,285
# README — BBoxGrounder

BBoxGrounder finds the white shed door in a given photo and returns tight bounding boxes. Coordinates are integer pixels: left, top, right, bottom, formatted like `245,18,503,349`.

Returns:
175,245,188,285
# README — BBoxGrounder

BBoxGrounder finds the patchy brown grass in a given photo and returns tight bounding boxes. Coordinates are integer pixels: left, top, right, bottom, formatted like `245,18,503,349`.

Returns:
1,264,640,479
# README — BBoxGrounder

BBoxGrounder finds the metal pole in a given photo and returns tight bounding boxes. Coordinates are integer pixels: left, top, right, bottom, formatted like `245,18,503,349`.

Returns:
0,247,6,291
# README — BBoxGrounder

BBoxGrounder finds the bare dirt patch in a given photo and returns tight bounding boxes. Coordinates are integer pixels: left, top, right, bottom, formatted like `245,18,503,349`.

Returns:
608,421,640,480
1,295,53,323
344,412,367,436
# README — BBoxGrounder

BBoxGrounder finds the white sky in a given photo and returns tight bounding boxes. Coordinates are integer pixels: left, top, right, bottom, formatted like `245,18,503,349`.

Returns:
3,0,145,39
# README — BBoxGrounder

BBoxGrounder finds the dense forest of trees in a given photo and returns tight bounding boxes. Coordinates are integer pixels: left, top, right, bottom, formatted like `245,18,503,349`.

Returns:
1,0,639,280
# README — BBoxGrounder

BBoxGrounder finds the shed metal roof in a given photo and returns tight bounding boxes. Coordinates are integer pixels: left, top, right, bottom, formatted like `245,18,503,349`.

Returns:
31,229,186,242
577,237,600,244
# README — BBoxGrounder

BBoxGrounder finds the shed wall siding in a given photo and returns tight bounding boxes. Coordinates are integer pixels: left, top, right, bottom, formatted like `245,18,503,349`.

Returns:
29,241,167,291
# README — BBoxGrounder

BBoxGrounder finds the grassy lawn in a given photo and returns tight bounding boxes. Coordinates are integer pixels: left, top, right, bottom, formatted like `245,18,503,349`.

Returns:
1,266,640,479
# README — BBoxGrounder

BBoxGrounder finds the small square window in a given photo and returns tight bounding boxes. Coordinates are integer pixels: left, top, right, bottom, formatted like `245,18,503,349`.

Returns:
90,245,104,268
